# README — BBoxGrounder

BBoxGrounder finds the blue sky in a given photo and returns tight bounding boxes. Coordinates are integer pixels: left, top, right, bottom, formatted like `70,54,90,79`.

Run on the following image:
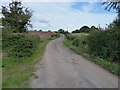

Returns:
1,1,117,32
71,2,116,13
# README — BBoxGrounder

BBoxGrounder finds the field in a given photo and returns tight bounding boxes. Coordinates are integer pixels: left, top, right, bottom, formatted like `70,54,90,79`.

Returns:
28,31,55,39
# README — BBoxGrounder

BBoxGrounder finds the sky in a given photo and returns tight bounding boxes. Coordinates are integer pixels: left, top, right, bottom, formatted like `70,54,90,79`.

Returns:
1,0,117,32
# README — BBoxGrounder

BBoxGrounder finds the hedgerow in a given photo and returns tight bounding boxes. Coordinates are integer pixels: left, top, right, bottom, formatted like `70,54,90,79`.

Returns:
88,27,120,62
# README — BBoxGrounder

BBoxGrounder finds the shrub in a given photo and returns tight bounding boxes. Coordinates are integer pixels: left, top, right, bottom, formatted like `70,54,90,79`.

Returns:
51,34,60,37
72,36,88,48
66,34,76,41
2,31,40,58
88,27,120,62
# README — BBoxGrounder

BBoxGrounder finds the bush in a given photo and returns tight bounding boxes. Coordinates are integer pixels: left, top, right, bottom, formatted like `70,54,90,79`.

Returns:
88,27,120,62
72,36,88,48
79,26,90,33
51,34,60,37
2,31,40,58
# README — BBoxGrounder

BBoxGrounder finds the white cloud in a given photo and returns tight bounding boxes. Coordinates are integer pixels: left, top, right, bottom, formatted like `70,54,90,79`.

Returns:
22,2,116,32
1,2,117,32
1,0,108,2
81,2,96,12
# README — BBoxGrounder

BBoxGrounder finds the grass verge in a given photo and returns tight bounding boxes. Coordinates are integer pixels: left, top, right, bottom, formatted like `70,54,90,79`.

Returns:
2,35,60,88
64,37,119,75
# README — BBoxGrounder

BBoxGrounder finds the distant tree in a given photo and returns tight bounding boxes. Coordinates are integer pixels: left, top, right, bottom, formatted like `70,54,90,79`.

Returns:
64,30,69,34
79,26,90,33
48,30,51,32
58,29,65,34
91,26,96,29
2,1,32,33
72,29,80,33
54,31,58,33
58,29,69,34
39,29,42,31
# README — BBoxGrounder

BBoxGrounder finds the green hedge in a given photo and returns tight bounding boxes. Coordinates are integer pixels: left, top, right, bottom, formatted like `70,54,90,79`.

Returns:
88,27,120,62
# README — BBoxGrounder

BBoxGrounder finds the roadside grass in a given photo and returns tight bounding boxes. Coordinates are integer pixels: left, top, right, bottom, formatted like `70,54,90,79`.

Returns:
71,33,89,36
64,37,119,75
2,35,60,88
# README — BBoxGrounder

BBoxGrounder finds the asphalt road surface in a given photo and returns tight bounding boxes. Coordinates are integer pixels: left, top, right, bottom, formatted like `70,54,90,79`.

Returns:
30,35,118,88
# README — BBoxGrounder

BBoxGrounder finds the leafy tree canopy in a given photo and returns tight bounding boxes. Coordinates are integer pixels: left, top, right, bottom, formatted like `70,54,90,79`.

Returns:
91,26,96,29
103,1,120,28
58,29,69,34
2,1,32,33
103,1,120,20
72,29,80,33
79,26,90,33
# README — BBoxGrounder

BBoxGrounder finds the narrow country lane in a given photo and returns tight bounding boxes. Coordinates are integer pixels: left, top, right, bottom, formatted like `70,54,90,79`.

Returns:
30,35,118,88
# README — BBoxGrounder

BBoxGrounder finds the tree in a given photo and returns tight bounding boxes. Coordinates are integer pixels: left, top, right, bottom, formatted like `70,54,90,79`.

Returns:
91,26,96,29
103,1,120,20
72,29,80,33
79,26,90,33
58,29,65,34
2,1,32,33
64,30,69,34
48,30,51,32
58,29,69,34
103,1,120,28
39,29,42,31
